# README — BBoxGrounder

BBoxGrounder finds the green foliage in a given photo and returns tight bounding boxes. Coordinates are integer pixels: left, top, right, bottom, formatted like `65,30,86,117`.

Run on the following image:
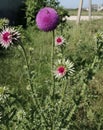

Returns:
0,18,9,29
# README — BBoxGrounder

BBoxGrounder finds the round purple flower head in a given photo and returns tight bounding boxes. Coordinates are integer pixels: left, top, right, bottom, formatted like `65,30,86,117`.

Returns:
36,7,59,32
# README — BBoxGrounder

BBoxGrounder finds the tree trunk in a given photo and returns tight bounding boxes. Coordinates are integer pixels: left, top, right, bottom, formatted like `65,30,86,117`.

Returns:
89,0,92,20
77,0,83,24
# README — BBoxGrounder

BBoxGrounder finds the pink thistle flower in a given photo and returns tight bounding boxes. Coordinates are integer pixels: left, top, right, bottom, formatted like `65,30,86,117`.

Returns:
0,28,12,48
0,27,20,49
54,59,74,79
55,36,65,46
36,7,59,32
56,66,66,77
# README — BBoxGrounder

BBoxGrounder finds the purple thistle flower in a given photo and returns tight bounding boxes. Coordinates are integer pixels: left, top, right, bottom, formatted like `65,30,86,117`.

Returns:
36,7,59,32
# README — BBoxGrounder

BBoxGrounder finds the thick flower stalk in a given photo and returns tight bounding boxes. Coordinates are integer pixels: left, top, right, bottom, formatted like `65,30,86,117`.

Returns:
36,7,60,103
36,7,59,32
0,27,20,49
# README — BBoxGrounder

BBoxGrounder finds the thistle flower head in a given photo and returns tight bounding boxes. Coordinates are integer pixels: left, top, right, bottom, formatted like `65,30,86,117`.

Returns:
55,36,65,46
36,7,59,32
0,27,20,49
56,66,66,77
54,59,74,80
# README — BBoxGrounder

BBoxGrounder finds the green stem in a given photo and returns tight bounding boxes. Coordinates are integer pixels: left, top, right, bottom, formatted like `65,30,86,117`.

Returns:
19,44,33,90
51,31,55,74
60,22,63,34
19,43,49,127
51,30,56,129
6,123,10,130
51,31,55,99
57,80,68,117
91,55,98,69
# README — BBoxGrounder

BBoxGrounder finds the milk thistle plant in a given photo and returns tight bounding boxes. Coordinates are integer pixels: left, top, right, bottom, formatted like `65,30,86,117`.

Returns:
1,6,103,130
35,7,75,129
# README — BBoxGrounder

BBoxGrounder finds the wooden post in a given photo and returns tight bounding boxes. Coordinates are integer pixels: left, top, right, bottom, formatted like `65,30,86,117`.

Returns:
89,0,92,20
77,0,83,24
